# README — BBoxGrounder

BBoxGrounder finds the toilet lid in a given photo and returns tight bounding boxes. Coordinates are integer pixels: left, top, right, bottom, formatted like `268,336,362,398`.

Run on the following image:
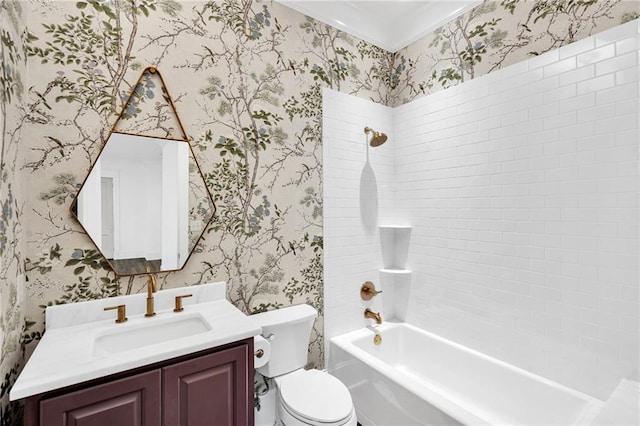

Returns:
278,369,353,423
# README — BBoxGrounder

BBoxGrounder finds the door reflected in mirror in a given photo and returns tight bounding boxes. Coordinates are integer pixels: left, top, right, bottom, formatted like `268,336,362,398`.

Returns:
71,132,215,276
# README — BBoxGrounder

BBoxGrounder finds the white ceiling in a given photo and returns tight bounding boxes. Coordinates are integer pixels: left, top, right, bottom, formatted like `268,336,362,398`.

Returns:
277,0,482,52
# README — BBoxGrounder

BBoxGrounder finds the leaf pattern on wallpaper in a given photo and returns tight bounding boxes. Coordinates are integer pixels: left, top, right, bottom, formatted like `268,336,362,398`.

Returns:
296,17,360,91
23,0,173,171
0,363,22,425
190,2,297,298
25,243,120,311
353,42,414,106
429,2,504,88
114,69,186,138
496,0,623,61
390,0,639,106
0,0,28,423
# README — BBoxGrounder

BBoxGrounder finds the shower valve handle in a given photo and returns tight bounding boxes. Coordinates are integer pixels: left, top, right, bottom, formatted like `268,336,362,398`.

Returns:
360,281,382,301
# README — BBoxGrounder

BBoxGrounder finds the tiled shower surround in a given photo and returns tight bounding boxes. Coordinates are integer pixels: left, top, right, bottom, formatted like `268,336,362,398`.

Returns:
323,91,394,357
324,20,639,400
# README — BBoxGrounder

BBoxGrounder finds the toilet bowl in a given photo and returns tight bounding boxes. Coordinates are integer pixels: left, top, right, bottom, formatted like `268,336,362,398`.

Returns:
251,304,357,426
275,369,357,426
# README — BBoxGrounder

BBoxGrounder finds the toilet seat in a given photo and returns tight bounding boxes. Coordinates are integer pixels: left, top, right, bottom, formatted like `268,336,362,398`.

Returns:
279,400,355,426
276,369,355,425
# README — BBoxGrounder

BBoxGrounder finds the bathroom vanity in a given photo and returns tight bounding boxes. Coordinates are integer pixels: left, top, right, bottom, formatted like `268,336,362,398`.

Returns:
11,282,259,426
24,339,252,425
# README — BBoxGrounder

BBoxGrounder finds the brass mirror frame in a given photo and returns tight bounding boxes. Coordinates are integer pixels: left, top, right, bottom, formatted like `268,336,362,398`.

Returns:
70,66,216,277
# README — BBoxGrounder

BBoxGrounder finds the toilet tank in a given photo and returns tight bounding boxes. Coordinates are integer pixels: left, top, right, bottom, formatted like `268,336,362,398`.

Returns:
251,304,317,378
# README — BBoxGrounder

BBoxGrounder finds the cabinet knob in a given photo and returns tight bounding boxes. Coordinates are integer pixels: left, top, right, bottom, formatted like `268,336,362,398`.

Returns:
104,304,127,323
173,294,193,312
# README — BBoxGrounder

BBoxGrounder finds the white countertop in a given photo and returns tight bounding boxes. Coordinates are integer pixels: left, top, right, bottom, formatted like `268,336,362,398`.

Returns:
10,282,261,400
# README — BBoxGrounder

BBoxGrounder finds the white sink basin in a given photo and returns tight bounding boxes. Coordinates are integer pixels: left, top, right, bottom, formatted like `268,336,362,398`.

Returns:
93,313,211,356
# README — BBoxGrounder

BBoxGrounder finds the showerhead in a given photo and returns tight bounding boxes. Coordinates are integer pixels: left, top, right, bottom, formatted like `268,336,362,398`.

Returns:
364,126,388,147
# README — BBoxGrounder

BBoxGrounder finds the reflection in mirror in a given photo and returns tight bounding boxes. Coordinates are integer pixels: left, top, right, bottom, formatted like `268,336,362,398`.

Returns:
72,132,215,276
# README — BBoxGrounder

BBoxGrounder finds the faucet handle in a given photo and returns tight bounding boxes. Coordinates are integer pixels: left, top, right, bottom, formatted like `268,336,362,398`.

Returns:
104,304,127,323
173,294,193,312
360,281,382,301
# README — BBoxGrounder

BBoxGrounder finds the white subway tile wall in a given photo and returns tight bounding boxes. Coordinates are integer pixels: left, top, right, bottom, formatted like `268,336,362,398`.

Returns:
393,20,639,400
322,88,395,359
323,20,639,401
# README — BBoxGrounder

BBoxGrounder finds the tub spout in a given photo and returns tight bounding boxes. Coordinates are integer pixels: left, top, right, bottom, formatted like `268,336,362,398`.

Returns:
364,308,382,325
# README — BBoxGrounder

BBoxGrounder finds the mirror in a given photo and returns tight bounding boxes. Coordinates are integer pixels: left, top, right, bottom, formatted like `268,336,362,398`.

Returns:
71,68,215,276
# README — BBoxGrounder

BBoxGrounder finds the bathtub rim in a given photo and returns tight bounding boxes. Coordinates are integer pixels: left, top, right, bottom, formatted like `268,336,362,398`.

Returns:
329,321,604,426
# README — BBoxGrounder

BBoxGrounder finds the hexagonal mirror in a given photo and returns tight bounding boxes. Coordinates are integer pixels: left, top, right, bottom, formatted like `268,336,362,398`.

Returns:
71,67,215,276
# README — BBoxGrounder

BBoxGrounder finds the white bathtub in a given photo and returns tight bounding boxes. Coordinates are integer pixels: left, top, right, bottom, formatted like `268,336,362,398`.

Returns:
329,322,603,426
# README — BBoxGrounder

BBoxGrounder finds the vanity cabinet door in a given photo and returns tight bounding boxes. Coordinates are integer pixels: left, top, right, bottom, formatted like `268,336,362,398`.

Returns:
38,369,161,426
162,343,252,426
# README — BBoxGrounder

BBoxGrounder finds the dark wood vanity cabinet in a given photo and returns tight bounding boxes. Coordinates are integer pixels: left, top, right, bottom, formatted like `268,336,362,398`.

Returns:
25,339,253,426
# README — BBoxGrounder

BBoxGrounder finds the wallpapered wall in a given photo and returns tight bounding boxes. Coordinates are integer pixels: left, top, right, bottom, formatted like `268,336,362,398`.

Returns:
1,0,637,423
0,1,27,424
392,0,639,106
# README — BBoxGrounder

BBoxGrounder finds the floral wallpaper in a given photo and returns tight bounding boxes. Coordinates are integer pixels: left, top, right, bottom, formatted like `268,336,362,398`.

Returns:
0,0,27,423
391,0,639,106
0,0,637,424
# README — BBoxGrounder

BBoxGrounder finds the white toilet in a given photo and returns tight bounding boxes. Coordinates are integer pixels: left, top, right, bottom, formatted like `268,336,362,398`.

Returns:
252,304,357,426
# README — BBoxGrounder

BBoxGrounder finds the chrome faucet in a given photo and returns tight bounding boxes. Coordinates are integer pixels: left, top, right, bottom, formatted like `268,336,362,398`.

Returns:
145,270,157,317
364,308,382,325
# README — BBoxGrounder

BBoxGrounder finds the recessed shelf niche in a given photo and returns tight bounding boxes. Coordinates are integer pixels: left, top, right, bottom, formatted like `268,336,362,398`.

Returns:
378,225,411,321
379,225,411,273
